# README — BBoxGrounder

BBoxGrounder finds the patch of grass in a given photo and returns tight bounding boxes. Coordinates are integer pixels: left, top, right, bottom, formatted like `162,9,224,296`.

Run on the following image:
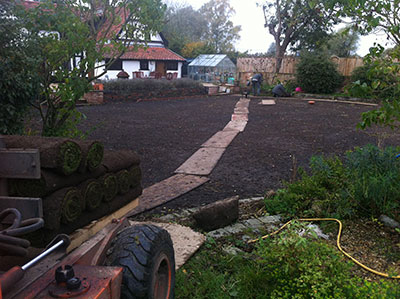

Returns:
176,223,400,298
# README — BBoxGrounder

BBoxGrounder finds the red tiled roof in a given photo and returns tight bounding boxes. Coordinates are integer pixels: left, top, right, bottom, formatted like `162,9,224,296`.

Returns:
106,47,185,62
20,0,40,9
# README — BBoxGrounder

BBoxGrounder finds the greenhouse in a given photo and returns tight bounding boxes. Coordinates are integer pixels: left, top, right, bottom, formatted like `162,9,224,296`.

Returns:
188,54,236,83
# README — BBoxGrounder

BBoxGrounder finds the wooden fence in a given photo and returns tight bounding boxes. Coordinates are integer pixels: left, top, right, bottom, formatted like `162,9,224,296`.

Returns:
237,56,364,84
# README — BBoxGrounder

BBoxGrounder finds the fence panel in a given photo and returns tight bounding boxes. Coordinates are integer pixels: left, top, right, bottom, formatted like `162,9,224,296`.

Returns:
237,56,364,84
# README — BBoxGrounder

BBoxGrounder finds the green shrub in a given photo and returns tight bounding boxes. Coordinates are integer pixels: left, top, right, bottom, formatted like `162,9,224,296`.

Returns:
176,223,400,298
267,145,400,221
346,62,400,101
295,52,343,94
346,145,400,219
103,78,203,93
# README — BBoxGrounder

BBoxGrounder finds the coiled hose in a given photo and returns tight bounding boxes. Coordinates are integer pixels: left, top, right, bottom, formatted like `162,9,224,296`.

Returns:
248,218,400,279
0,208,44,256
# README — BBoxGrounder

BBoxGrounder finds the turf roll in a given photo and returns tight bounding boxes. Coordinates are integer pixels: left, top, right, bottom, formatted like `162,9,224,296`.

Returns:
102,173,118,202
42,187,82,230
102,150,140,172
79,179,104,211
129,165,142,188
3,135,82,175
117,169,131,195
78,140,104,173
10,166,107,198
108,185,143,213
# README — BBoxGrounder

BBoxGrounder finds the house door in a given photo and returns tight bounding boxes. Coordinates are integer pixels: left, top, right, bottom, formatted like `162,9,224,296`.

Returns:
156,61,166,77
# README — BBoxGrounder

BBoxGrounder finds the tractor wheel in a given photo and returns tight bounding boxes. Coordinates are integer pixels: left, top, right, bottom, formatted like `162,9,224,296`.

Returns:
105,224,175,299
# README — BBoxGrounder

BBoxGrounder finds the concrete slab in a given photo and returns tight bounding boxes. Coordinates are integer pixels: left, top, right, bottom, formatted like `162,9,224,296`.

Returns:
223,120,247,132
231,114,248,121
128,174,209,216
175,147,226,176
201,130,239,148
130,221,205,269
261,100,276,105
234,107,249,114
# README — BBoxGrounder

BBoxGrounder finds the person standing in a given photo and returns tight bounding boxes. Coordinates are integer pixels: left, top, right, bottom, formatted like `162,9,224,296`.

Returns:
251,73,263,96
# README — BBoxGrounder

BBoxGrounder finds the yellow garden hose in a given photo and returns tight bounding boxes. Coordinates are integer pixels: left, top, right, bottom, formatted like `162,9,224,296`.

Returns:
248,218,400,279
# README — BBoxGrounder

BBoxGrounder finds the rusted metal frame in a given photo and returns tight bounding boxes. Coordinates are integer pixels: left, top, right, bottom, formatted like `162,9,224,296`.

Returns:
11,219,128,298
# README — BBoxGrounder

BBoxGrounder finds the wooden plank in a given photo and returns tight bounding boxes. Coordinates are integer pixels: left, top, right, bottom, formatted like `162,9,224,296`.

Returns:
175,148,226,176
128,174,209,216
0,197,42,219
0,149,40,179
68,198,139,252
202,130,239,148
223,120,247,132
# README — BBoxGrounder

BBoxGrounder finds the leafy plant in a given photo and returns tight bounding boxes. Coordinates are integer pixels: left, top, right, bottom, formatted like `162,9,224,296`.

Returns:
0,1,40,135
176,221,400,298
295,52,343,94
266,145,400,221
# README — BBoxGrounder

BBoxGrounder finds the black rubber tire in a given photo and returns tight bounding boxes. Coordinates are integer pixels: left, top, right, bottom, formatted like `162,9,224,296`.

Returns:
105,224,175,299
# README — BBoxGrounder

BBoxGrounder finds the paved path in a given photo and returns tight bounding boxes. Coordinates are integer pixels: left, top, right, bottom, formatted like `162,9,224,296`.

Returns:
130,98,251,215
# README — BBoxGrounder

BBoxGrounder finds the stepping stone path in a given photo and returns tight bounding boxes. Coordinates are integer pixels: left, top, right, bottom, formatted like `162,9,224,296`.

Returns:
131,97,251,218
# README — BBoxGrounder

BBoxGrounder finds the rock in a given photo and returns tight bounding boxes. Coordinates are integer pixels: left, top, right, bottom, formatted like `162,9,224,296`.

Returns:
265,190,276,198
379,215,400,229
222,245,243,256
192,196,239,231
311,200,328,217
299,224,329,240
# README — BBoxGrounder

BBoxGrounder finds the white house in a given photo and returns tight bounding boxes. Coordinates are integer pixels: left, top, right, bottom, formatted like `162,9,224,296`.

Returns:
97,33,186,80
21,0,185,80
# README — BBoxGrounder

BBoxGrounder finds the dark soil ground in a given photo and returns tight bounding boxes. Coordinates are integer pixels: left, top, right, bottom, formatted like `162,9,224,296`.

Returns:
79,95,400,211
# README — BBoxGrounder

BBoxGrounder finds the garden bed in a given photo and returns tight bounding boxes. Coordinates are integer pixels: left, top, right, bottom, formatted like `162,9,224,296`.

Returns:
103,78,207,102
79,96,400,210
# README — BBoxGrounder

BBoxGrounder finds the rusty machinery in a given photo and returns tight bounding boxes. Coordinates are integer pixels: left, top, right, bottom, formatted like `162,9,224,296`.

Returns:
0,137,175,298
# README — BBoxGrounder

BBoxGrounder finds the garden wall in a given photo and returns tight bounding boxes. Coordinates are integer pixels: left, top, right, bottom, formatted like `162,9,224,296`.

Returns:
237,56,364,84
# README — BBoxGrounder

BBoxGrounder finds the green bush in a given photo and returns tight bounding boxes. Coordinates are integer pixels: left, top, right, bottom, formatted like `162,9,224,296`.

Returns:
346,62,400,101
176,223,400,298
267,145,400,221
0,1,40,134
103,78,203,93
295,52,343,94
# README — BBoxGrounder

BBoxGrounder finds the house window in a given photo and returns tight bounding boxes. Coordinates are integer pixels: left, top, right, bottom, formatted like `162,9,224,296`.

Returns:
140,60,149,70
106,59,123,71
166,61,178,71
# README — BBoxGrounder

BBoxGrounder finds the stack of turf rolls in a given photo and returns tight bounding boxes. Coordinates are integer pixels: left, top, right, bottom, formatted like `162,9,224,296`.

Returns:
4,136,142,245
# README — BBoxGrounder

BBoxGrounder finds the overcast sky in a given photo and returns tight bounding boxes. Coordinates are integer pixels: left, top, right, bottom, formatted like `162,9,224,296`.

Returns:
166,0,393,56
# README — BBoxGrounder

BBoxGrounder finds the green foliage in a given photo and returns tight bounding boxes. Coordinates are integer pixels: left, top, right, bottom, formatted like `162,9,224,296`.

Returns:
296,52,343,94
346,145,400,219
0,1,40,134
176,222,400,298
344,0,400,130
261,0,343,73
162,5,208,55
323,27,360,57
16,0,165,137
199,0,241,53
267,145,400,221
103,78,203,93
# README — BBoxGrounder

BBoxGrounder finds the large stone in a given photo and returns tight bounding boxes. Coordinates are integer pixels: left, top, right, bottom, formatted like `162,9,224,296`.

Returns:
379,215,400,229
193,196,239,231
